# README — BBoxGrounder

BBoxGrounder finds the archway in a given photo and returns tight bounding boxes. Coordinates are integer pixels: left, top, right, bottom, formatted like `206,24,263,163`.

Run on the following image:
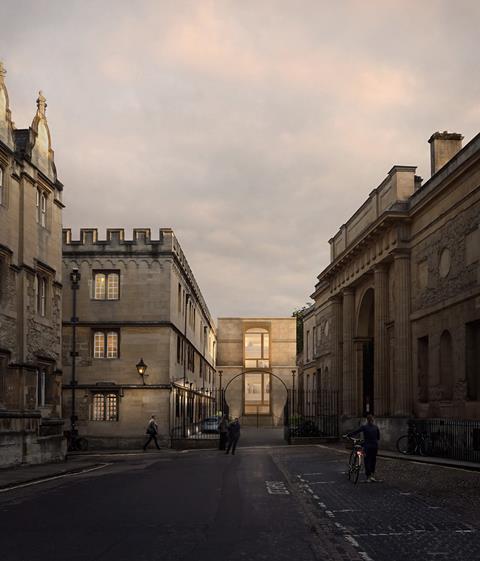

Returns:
357,288,375,415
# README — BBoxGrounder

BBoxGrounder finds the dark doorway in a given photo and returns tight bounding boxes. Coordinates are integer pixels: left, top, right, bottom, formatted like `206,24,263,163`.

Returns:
363,340,374,415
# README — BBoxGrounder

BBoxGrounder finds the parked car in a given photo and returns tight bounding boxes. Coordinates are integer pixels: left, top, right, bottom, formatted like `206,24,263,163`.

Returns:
201,416,220,433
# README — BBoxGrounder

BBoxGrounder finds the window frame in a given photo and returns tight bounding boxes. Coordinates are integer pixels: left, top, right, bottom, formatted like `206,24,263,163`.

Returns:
93,271,120,301
91,392,119,421
244,328,270,369
35,272,48,318
36,187,48,227
92,329,120,359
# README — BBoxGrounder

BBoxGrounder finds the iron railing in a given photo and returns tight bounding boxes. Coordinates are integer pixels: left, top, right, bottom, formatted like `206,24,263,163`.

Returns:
284,389,339,442
408,418,480,463
170,386,228,442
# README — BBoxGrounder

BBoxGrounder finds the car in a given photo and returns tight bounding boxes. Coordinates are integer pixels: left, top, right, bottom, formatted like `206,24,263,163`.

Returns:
201,416,220,434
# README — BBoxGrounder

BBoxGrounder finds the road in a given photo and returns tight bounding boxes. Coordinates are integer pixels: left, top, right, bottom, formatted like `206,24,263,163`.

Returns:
1,440,479,561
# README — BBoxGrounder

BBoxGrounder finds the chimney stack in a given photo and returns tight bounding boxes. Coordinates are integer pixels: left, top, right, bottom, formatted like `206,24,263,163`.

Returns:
428,131,463,176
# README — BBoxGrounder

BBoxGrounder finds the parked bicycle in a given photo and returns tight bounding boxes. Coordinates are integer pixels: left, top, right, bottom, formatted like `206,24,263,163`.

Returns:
396,424,426,456
345,436,364,484
66,430,88,452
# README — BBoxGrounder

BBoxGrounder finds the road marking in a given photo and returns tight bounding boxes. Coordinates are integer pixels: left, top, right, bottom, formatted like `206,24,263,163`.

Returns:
318,502,327,508
0,463,110,494
265,481,290,495
325,510,335,518
302,472,324,476
358,552,374,561
344,535,360,547
335,522,348,531
309,481,336,484
332,509,356,513
312,494,320,499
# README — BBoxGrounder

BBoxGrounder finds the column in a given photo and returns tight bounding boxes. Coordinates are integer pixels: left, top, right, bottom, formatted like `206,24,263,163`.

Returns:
329,295,343,393
342,288,355,416
393,252,412,416
374,264,389,416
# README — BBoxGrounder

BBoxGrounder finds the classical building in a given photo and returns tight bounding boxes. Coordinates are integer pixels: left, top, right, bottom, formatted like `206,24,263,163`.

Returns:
216,317,296,425
300,131,480,445
0,63,65,467
62,228,217,448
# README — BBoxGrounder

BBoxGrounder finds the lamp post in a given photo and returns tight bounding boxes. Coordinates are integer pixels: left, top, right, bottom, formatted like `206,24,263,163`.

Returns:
291,369,296,418
136,358,148,385
70,267,81,436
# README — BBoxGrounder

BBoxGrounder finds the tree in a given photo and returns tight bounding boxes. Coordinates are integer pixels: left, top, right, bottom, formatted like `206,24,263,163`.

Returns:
292,303,313,356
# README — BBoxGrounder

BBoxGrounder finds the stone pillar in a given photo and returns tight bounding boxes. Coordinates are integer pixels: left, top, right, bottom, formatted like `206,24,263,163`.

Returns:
329,296,343,393
342,289,355,416
374,264,389,415
393,252,412,416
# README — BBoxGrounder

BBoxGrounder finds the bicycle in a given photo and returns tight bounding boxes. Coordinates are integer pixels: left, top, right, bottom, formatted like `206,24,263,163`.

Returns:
345,436,365,484
396,425,426,456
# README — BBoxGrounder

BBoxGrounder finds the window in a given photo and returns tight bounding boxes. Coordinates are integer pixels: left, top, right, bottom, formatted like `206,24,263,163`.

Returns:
178,283,182,314
94,271,120,300
91,393,118,421
36,366,54,407
0,167,3,205
35,274,47,317
36,188,47,227
93,330,119,358
439,330,453,400
244,372,270,414
417,336,429,403
244,328,270,368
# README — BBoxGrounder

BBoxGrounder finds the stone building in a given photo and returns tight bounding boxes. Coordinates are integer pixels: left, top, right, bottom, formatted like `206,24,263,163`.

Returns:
300,131,480,445
216,317,296,425
0,63,65,466
62,228,217,448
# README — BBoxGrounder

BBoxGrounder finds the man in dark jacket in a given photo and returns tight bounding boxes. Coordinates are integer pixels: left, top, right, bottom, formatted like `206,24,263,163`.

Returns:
225,418,241,455
347,414,380,482
143,415,161,451
218,415,229,451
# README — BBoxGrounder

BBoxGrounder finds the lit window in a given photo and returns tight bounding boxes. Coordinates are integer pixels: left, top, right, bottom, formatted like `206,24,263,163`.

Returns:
93,271,120,300
244,328,270,368
244,372,271,414
92,393,118,421
93,330,119,359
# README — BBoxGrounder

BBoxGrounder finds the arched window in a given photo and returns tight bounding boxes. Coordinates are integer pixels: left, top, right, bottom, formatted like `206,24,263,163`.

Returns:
244,328,269,368
439,330,453,400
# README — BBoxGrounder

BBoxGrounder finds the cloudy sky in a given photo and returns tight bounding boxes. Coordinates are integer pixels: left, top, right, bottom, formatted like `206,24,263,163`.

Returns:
1,1,479,317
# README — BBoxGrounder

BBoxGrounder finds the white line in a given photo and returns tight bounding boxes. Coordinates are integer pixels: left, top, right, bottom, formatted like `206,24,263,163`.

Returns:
332,509,356,513
309,481,336,484
0,463,110,493
344,535,360,548
312,494,319,499
318,502,327,508
302,472,324,476
335,522,348,531
358,552,374,561
325,510,335,518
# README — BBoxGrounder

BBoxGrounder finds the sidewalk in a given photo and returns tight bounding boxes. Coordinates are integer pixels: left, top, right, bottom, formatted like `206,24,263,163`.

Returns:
320,441,480,472
0,457,104,491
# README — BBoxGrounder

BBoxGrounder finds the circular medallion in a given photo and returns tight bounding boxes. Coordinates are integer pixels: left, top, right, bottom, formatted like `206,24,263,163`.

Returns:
439,248,451,278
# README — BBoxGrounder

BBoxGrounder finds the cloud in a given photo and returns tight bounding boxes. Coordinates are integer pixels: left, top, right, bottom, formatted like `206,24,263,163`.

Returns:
1,0,479,318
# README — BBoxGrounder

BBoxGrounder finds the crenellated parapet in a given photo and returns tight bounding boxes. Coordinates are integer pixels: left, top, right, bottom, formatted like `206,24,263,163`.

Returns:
63,227,213,324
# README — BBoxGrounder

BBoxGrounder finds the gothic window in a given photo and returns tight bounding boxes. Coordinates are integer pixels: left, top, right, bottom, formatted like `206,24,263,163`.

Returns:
36,188,47,227
35,273,48,317
93,330,119,359
91,393,118,421
93,271,120,300
244,328,269,368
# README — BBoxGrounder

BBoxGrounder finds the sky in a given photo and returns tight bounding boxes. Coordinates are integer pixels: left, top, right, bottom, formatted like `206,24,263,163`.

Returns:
1,1,479,318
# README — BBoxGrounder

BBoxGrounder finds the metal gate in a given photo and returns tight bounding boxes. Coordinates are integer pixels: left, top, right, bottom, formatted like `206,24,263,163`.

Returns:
170,385,228,444
284,389,339,443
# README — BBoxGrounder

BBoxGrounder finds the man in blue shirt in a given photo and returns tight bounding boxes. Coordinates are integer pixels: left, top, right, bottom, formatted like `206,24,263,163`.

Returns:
347,414,380,482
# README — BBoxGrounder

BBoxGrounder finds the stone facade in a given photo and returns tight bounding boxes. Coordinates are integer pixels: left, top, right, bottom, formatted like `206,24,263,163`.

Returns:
0,63,65,467
300,131,480,447
216,317,296,426
62,228,217,448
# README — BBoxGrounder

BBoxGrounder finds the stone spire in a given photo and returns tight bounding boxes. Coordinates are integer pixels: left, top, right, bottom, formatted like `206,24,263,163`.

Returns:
36,90,47,116
0,61,6,84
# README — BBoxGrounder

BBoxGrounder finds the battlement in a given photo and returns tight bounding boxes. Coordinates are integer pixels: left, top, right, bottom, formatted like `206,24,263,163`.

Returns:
63,227,175,247
62,227,213,325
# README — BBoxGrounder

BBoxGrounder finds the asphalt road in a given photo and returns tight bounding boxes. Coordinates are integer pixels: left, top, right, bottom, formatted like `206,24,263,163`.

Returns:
1,441,479,561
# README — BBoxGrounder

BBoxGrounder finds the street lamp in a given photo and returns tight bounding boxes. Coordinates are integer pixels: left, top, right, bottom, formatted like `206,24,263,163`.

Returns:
70,267,81,437
291,369,297,417
136,358,148,385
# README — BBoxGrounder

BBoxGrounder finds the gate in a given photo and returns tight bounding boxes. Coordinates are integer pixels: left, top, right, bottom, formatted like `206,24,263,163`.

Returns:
170,385,228,446
284,389,339,443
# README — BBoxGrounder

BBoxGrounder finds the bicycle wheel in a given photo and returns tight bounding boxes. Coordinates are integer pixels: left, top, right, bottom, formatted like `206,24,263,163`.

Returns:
352,454,361,484
396,435,410,455
347,451,355,480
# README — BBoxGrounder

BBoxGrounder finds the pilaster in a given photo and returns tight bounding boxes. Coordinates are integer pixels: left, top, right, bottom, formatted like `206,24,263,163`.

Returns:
374,264,389,415
342,288,355,416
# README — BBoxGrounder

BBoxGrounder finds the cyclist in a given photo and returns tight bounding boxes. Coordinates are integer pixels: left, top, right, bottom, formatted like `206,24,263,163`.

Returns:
346,414,380,482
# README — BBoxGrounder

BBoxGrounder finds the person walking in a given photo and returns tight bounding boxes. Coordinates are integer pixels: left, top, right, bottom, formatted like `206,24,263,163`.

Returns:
225,417,241,455
143,415,161,451
218,414,229,451
347,414,380,482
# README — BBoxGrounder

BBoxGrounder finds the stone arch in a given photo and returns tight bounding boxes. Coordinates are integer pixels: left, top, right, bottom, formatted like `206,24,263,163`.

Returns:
356,287,375,415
